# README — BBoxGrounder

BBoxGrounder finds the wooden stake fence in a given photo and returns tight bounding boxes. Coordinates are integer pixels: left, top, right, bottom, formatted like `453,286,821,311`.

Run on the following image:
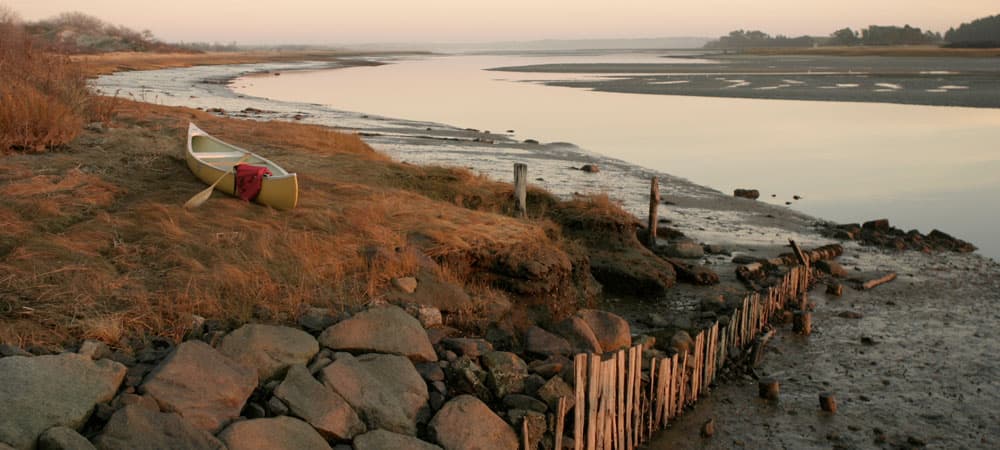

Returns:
565,264,811,450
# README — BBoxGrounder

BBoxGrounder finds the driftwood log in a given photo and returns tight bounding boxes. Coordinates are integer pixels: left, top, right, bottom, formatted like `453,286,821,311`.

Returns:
858,272,897,290
736,243,843,283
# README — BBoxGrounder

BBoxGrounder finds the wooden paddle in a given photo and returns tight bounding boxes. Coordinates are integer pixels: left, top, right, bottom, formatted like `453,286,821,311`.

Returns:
184,154,251,209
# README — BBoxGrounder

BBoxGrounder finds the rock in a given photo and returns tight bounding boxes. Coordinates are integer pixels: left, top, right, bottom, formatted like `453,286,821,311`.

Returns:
273,365,364,440
392,277,418,294
404,304,443,328
502,394,547,413
267,397,289,416
552,316,602,354
77,340,111,361
815,260,848,278
93,405,225,450
701,418,715,438
507,409,546,450
425,327,459,346
415,362,445,382
523,374,547,397
37,426,96,450
140,340,257,432
733,189,759,200
353,429,442,450
536,376,575,412
441,338,493,358
443,356,491,401
484,325,516,351
297,308,341,334
0,354,125,449
385,268,472,313
837,311,863,319
319,353,427,435
480,351,528,398
319,305,437,362
580,164,600,173
575,309,631,352
703,244,729,255
524,327,572,357
661,241,705,259
0,344,29,357
111,393,159,412
826,283,844,297
634,335,656,352
862,219,890,231
528,355,568,379
428,395,518,450
218,324,319,381
218,417,331,450
670,331,694,354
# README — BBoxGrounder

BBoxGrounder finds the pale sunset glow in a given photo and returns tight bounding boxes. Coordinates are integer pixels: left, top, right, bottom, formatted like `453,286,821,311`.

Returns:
6,0,999,44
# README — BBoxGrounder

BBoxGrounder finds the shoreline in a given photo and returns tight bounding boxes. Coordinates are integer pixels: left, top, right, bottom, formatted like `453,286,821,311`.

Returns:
4,52,998,449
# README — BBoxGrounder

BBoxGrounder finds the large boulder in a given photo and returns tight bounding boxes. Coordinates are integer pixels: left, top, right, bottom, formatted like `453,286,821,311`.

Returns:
93,405,225,450
480,351,528,399
218,417,331,450
575,310,631,352
319,353,428,435
552,316,602,354
140,340,257,432
37,427,95,450
0,354,125,450
660,241,704,259
428,395,518,450
318,305,436,362
523,327,572,357
352,429,442,450
218,324,319,381
273,365,364,440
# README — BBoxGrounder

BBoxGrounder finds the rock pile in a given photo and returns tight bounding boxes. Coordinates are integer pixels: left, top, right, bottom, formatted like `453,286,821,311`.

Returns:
821,219,976,253
0,303,638,450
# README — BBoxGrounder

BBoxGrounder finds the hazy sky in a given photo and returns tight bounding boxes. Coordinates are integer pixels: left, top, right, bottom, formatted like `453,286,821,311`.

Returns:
5,0,997,44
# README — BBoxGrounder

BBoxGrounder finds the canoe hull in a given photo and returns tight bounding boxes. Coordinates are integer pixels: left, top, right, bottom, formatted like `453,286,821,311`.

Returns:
186,123,298,210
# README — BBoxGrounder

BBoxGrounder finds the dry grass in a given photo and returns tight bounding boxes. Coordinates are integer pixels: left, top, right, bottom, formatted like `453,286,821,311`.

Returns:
0,99,597,349
0,18,90,152
745,45,1000,57
74,50,364,77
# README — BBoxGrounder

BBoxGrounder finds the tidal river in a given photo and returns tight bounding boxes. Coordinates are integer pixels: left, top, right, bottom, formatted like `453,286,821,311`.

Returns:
232,52,1000,260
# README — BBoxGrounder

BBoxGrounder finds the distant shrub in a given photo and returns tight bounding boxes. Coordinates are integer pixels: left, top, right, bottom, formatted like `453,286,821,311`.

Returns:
0,13,89,152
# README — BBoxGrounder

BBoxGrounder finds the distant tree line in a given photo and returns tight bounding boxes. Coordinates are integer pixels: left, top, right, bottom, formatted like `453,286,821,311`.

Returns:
23,11,189,53
827,25,941,46
944,14,1000,48
703,30,818,49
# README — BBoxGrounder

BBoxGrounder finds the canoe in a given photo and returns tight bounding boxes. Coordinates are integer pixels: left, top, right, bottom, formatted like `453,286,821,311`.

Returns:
185,123,298,210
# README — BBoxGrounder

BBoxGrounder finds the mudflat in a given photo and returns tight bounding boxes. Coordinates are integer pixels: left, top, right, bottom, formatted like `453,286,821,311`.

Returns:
490,54,1000,108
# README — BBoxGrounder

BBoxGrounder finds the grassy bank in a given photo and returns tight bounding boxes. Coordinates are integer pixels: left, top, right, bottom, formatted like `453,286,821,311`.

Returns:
744,45,1000,57
73,49,395,77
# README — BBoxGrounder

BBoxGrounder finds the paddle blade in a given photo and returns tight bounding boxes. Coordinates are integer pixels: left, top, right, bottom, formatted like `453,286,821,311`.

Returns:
183,186,215,209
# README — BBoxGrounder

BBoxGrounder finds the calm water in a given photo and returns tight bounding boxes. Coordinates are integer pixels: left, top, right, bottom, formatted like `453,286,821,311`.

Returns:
234,53,1000,260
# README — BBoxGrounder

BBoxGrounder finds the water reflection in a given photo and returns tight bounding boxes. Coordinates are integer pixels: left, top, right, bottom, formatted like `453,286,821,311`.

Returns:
234,54,1000,259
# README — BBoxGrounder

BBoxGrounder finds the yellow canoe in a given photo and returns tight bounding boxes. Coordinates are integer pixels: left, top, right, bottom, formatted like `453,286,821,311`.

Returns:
185,123,298,210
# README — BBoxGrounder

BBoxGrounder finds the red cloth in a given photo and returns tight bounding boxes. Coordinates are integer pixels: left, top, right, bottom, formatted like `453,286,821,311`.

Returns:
234,163,272,202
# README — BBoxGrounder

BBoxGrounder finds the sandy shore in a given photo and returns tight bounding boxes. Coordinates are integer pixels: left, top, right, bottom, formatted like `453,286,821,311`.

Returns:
489,54,1000,108
91,56,1000,448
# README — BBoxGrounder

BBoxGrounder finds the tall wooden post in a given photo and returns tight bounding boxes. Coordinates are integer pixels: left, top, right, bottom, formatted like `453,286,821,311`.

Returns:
514,163,528,218
647,177,660,248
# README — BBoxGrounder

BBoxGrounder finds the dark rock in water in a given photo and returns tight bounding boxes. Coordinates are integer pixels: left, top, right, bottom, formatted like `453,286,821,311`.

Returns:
838,311,863,319
731,255,758,265
734,189,759,200
793,195,802,200
784,201,792,205
862,219,891,231
524,139,539,144
580,164,600,173
703,244,730,255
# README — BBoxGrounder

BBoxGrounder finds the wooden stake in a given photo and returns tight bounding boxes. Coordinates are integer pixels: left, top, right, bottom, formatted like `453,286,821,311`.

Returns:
616,350,625,449
647,357,656,437
523,419,530,450
574,354,586,450
556,397,567,450
603,358,614,450
514,163,528,218
793,311,812,335
587,355,600,450
758,378,780,400
625,348,635,450
819,392,838,413
647,177,660,248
